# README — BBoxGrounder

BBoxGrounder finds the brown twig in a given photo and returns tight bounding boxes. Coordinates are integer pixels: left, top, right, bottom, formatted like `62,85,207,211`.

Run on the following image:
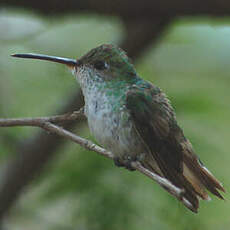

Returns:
0,111,191,209
0,108,84,127
0,90,85,220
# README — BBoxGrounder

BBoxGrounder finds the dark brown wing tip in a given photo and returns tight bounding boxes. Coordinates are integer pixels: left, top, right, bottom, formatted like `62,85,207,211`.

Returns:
218,184,226,193
180,196,199,213
192,208,198,214
216,191,225,200
187,204,198,213
207,185,225,200
208,175,226,193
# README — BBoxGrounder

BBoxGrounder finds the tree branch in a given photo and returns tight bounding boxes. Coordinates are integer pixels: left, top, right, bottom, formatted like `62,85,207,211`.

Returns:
0,90,85,220
0,108,84,127
0,112,193,210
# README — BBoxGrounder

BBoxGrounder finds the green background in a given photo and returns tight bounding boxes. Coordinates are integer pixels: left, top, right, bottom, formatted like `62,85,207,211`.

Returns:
0,11,229,230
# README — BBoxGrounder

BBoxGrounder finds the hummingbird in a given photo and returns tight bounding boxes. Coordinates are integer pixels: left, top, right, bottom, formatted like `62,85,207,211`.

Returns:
12,44,225,212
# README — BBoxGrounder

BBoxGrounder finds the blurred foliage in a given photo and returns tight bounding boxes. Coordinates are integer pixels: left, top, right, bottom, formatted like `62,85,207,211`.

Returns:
0,10,229,230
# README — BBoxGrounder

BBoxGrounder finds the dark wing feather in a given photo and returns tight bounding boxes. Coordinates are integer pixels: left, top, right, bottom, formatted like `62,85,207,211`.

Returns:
125,86,184,175
125,85,224,212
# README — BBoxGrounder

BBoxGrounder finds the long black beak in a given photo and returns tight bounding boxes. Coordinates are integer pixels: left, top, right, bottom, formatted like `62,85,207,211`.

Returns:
11,53,77,67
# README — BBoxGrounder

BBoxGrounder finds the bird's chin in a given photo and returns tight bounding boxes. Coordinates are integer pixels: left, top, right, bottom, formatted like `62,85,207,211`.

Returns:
68,66,76,76
72,66,83,86
68,66,79,83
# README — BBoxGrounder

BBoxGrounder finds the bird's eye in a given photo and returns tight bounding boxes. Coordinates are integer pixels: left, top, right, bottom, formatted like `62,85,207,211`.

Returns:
93,61,108,70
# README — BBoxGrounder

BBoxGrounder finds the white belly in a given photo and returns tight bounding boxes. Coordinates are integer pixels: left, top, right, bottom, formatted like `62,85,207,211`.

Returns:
84,92,144,158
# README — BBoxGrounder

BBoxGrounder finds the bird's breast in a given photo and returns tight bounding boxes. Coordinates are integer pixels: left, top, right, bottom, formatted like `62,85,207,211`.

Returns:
84,89,144,158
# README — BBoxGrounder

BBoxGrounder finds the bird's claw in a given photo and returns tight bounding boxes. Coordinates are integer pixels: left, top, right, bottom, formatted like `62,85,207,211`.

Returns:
113,156,136,171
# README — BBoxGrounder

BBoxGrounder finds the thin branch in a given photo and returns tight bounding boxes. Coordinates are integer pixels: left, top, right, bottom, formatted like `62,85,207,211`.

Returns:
41,122,112,159
0,90,85,220
0,112,191,209
0,108,85,127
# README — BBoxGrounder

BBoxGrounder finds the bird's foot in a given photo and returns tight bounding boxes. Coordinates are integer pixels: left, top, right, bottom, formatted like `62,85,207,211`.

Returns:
113,155,141,171
113,157,125,168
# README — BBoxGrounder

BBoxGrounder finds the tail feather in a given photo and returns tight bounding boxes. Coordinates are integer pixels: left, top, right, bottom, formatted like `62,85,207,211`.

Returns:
180,153,225,212
142,156,200,212
183,153,225,199
142,151,225,213
199,164,225,193
183,163,211,201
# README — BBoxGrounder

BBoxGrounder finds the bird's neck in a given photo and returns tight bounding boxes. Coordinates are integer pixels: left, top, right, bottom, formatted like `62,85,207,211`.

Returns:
76,71,139,98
